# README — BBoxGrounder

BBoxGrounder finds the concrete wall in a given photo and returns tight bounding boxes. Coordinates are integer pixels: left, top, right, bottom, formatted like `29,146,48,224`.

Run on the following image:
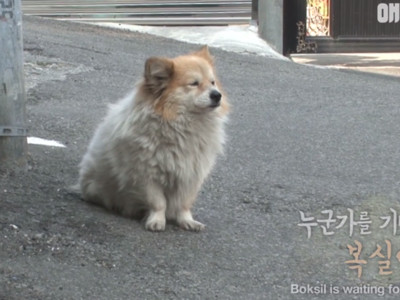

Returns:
258,0,284,54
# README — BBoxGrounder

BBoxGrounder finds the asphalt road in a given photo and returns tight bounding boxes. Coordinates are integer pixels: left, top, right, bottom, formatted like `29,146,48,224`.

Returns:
2,16,400,299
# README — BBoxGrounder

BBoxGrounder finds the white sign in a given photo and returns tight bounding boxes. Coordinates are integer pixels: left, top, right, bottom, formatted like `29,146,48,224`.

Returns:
377,3,400,23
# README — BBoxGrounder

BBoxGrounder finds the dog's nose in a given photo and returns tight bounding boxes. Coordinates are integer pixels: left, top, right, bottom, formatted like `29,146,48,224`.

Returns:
209,90,222,106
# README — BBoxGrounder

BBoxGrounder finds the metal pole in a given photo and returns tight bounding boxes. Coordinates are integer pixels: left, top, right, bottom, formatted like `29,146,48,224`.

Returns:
0,0,28,172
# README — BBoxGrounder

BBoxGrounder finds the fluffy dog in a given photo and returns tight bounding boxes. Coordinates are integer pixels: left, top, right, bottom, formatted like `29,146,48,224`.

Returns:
78,46,229,231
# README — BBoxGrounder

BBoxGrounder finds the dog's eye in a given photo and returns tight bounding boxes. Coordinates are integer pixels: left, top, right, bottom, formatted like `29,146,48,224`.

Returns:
211,80,216,85
190,81,199,87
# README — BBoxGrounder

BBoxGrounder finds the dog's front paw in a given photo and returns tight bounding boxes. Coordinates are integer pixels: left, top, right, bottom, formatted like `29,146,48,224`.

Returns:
176,210,205,232
145,211,166,231
145,219,166,231
179,219,205,232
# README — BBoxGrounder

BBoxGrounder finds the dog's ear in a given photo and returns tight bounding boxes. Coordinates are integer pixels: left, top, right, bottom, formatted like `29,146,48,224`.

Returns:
144,57,174,97
193,45,214,65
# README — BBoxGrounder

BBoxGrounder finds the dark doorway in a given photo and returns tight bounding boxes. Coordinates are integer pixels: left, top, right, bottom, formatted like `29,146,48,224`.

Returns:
283,0,306,54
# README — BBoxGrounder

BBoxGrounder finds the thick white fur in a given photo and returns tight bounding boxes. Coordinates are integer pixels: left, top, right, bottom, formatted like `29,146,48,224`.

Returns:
79,49,227,231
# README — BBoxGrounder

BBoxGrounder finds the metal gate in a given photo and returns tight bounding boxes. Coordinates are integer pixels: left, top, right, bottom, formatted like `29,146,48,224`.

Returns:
21,0,252,25
286,0,400,53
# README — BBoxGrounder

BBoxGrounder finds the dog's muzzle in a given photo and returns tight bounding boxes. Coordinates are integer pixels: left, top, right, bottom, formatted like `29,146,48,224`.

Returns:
209,90,222,108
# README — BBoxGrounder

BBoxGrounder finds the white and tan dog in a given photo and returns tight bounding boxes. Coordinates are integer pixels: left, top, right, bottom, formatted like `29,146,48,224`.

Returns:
78,46,229,231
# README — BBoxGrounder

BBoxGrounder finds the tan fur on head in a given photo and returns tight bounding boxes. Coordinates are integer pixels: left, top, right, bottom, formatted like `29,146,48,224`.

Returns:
142,46,228,121
192,45,214,64
192,46,229,117
144,57,174,98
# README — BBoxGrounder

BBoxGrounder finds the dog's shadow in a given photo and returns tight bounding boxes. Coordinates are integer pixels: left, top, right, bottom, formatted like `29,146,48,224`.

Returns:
62,186,185,231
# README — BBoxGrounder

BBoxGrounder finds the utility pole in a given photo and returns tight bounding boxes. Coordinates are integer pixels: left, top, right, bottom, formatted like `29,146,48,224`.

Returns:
0,0,28,172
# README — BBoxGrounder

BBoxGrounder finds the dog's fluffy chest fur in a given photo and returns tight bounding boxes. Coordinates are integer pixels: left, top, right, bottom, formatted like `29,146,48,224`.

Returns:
105,91,226,189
